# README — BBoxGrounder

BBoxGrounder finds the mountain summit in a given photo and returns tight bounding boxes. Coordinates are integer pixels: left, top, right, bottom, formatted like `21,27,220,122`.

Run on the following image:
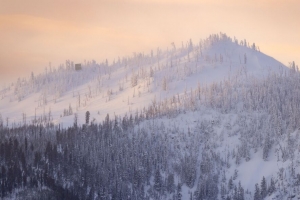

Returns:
1,33,300,199
0,33,286,127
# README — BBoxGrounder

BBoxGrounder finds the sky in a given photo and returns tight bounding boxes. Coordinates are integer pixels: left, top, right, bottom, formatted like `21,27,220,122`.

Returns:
0,0,299,86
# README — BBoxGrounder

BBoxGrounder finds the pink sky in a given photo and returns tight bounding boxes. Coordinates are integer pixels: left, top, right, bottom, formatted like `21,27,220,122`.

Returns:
0,0,299,85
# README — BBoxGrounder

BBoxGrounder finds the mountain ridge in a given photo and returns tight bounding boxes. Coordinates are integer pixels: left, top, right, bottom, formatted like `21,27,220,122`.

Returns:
1,33,300,200
0,33,288,127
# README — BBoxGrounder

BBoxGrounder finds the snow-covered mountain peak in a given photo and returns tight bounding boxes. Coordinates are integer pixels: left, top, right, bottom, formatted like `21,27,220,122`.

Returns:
0,33,288,127
1,33,300,200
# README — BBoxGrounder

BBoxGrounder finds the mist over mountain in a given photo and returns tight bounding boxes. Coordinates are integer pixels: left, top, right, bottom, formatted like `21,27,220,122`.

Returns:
0,33,299,200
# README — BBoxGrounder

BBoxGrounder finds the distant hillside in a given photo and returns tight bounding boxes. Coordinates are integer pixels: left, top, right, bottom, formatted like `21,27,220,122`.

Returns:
0,33,287,127
2,33,300,200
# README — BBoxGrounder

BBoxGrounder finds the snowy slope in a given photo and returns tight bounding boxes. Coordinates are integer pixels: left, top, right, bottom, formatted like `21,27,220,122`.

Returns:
1,33,300,200
144,110,300,199
0,34,286,128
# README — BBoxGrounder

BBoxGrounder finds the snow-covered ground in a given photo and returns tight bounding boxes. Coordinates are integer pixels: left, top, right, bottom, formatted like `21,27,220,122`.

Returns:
0,34,285,128
2,33,299,199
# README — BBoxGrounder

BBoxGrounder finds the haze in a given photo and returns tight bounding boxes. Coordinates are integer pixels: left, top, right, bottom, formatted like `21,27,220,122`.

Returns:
1,0,299,86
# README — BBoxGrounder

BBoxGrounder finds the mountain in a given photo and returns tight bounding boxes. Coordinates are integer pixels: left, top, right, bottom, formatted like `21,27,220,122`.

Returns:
0,33,286,127
1,33,300,200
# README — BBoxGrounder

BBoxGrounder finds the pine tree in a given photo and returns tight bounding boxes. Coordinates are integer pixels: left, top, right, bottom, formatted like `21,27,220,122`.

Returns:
254,183,261,200
131,74,138,87
233,185,238,200
167,174,175,193
74,113,78,127
228,177,234,191
177,183,182,200
268,177,276,195
85,111,90,124
260,176,267,198
263,132,272,160
154,169,162,192
238,181,244,200
233,169,238,180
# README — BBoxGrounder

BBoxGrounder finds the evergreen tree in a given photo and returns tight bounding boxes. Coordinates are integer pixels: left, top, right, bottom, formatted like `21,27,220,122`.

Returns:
177,183,182,200
254,183,261,200
85,111,90,124
268,177,276,195
228,177,234,191
260,176,267,198
238,181,244,200
220,184,226,199
74,113,78,127
263,132,272,160
154,169,162,192
233,185,238,200
167,174,175,193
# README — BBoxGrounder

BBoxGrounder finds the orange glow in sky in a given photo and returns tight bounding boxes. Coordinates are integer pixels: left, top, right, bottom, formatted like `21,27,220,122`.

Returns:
0,0,299,85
